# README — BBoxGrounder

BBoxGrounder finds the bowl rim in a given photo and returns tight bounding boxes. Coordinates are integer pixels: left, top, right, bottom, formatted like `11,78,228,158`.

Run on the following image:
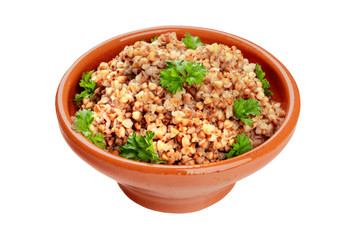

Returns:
56,25,300,175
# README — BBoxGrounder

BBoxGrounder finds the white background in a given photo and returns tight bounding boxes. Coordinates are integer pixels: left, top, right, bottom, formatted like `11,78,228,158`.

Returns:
1,0,359,239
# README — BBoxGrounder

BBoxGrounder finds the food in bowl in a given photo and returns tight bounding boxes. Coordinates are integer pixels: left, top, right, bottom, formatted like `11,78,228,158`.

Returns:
71,32,286,165
57,26,300,213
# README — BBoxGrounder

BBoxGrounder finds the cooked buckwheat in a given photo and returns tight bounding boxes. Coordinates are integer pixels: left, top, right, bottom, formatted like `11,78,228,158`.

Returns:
76,32,285,165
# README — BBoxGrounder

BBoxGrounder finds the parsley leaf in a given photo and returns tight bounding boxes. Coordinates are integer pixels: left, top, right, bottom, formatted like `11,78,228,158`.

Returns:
119,131,166,164
182,33,204,49
88,133,105,149
74,71,96,103
233,98,262,126
72,109,105,149
72,109,94,133
150,36,158,42
255,64,273,97
226,133,253,159
159,59,208,94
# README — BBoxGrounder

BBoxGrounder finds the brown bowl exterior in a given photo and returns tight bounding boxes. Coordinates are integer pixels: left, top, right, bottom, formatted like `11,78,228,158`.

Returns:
55,26,300,213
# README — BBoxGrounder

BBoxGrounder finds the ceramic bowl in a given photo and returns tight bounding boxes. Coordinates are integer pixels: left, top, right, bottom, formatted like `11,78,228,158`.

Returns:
55,26,300,213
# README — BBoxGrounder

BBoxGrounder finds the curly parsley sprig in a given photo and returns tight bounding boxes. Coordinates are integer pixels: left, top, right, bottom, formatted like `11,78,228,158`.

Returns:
150,36,158,42
233,97,263,127
72,109,105,149
159,59,208,94
119,131,166,164
226,133,253,159
255,64,273,97
182,33,204,49
73,71,96,103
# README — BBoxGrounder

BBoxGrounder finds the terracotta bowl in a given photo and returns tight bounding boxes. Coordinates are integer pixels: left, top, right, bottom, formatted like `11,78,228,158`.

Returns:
55,26,300,213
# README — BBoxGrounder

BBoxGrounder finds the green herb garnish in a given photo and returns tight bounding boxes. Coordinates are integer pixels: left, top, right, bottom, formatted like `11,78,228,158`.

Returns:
255,64,273,97
182,33,204,49
233,97,262,127
74,71,96,103
119,131,166,164
72,109,105,149
150,36,158,43
226,133,253,159
159,59,208,94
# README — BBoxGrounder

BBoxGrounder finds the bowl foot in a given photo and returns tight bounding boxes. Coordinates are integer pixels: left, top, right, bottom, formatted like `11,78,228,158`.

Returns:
118,183,235,213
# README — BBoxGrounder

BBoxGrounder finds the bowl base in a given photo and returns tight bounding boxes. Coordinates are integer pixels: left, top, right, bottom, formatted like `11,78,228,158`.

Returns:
118,183,235,213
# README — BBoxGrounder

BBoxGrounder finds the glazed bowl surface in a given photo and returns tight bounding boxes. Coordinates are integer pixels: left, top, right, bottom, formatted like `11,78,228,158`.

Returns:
55,26,300,213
